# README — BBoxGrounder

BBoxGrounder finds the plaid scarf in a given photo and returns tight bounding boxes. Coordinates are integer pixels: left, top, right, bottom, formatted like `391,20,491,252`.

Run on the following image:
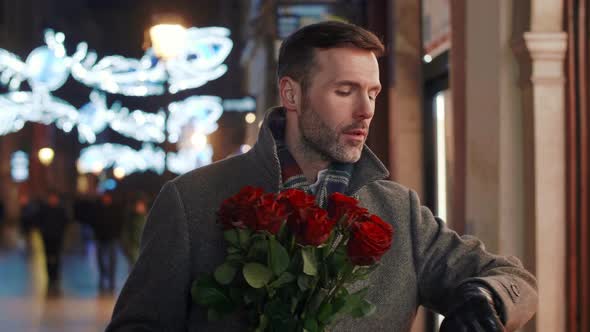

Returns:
269,109,354,208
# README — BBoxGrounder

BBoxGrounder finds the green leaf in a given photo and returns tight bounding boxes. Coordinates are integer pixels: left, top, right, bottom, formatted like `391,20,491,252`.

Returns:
214,262,237,285
297,274,314,291
339,286,371,314
269,237,290,276
243,262,273,288
351,299,376,318
265,297,292,322
302,247,318,276
317,302,333,324
279,222,290,242
238,228,253,248
248,236,269,261
269,272,296,289
303,317,319,332
223,229,240,247
353,263,380,280
191,277,232,307
256,314,269,332
328,246,347,276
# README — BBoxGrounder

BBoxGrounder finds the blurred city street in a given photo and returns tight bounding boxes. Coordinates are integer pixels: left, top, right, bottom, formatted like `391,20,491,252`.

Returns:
0,231,128,332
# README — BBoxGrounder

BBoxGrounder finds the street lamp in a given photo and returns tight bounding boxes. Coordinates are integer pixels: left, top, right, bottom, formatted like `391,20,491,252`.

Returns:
38,147,55,166
113,166,126,180
149,24,187,60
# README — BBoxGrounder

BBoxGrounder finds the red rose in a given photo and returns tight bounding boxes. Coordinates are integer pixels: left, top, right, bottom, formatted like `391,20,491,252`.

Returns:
287,207,335,246
253,193,287,234
217,186,264,229
328,193,368,228
278,189,317,212
278,189,318,228
347,214,393,266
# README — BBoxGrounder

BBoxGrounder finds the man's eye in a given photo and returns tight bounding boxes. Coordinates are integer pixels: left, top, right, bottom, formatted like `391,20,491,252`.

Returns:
336,90,351,96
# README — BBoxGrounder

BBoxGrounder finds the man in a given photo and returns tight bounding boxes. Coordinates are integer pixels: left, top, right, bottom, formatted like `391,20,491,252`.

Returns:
38,191,69,295
107,21,537,331
92,193,123,293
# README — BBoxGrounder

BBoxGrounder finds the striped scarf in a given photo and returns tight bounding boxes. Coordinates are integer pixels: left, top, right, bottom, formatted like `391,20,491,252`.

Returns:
269,109,354,208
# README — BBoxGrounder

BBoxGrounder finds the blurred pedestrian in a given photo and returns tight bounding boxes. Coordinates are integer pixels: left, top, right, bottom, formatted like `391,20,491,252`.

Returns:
73,195,99,256
120,197,147,269
92,193,123,294
38,191,69,296
19,193,41,256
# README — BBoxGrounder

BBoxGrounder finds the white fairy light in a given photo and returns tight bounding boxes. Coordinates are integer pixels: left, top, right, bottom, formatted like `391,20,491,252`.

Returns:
78,143,211,176
190,132,208,150
167,95,223,142
78,143,166,175
167,146,213,175
69,27,233,96
0,28,254,176
11,151,29,182
222,97,256,112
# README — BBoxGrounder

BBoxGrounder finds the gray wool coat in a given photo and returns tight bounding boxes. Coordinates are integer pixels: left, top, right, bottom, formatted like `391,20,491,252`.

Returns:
107,108,538,332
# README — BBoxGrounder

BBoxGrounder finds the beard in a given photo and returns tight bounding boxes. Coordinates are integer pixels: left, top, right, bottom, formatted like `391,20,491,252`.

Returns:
297,94,365,163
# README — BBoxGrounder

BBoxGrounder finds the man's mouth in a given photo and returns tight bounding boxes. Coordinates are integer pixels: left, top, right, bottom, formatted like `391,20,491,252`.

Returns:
343,129,367,138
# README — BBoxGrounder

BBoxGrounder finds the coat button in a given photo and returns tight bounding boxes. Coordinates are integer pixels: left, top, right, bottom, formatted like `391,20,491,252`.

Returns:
510,284,520,297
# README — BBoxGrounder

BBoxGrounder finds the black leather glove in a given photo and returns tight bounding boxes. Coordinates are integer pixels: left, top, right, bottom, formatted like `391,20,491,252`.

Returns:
439,282,506,332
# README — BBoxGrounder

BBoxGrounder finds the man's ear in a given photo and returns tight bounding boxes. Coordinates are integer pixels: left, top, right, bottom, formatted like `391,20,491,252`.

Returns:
278,76,301,112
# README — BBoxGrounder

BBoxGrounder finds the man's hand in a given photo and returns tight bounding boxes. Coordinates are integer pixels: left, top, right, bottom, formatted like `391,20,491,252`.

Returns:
439,282,505,332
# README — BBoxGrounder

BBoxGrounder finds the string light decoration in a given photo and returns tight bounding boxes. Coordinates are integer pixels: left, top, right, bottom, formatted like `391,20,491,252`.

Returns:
70,27,233,96
0,28,256,176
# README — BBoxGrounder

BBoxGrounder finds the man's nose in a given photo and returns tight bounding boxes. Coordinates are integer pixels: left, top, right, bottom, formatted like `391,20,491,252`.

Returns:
354,95,375,120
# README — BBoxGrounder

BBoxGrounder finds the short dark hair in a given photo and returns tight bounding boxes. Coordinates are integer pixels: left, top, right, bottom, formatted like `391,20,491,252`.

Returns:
277,21,384,90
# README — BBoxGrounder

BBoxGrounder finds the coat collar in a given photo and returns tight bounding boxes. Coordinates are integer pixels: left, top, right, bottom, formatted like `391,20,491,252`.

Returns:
248,106,390,194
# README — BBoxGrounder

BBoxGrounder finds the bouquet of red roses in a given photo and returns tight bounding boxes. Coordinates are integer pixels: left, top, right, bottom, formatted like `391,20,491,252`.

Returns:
191,186,394,332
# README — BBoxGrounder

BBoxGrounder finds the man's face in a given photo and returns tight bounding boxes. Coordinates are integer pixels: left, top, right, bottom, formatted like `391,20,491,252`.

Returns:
297,47,381,163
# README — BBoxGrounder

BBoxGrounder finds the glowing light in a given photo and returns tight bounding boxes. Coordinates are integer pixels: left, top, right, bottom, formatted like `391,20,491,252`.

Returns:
245,112,256,124
77,175,89,193
240,144,252,153
78,143,166,175
92,162,104,175
149,24,187,60
223,97,256,112
113,167,126,180
98,178,117,192
167,146,213,174
77,91,166,144
435,92,447,222
69,26,233,96
77,143,213,176
11,151,29,182
191,133,208,150
167,96,223,142
423,54,433,63
38,147,55,166
0,28,255,177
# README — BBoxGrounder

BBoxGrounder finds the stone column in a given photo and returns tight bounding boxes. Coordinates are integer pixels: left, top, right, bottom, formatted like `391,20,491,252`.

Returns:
523,30,567,332
389,0,424,198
